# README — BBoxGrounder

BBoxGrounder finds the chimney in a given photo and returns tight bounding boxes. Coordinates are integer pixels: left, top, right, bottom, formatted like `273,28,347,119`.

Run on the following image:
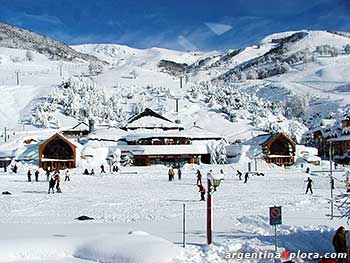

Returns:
88,119,95,133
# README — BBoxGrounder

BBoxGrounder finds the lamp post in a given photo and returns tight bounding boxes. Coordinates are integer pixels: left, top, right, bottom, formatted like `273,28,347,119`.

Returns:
329,140,334,219
207,171,223,245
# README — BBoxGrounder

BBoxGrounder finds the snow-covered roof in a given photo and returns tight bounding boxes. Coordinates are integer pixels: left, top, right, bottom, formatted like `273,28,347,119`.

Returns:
88,127,127,142
303,155,321,162
320,119,337,127
122,108,183,130
117,144,210,155
124,126,222,141
0,150,15,158
64,122,89,131
329,135,350,142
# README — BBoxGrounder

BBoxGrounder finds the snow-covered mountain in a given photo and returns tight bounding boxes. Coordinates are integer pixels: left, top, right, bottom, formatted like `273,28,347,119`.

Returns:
0,22,106,63
1,23,350,145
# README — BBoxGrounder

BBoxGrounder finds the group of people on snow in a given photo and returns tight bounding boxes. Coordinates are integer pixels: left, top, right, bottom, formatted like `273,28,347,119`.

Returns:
168,167,182,181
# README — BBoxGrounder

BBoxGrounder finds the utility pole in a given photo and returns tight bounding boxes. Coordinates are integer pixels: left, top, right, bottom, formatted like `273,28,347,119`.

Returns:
180,76,183,89
59,62,63,77
175,98,179,113
182,203,186,248
15,71,20,85
4,127,7,142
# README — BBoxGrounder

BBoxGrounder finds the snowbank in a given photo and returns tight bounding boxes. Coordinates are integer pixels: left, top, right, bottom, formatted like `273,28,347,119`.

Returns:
74,232,183,263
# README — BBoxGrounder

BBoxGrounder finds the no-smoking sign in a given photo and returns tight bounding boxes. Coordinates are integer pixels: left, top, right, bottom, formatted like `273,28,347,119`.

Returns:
269,206,282,225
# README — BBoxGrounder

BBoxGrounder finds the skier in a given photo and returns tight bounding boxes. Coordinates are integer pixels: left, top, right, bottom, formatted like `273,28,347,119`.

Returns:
306,167,310,174
83,168,89,175
54,170,62,193
46,167,51,181
305,177,314,194
236,170,242,180
196,169,202,185
168,168,172,181
332,226,346,263
48,176,56,194
27,169,32,182
244,172,249,183
90,169,95,175
178,168,182,180
100,164,106,174
34,170,39,182
12,164,18,173
330,177,335,190
64,169,70,182
198,184,206,201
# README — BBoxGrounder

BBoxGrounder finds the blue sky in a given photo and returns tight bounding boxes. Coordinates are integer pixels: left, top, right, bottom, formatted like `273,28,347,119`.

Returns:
0,0,350,51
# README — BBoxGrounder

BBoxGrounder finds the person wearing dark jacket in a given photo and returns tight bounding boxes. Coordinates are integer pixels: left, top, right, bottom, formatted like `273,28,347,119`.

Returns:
48,177,56,194
198,184,206,201
305,177,314,194
244,172,249,183
332,226,346,262
34,170,39,182
178,169,182,180
100,164,106,174
196,170,202,185
237,170,242,180
27,170,32,182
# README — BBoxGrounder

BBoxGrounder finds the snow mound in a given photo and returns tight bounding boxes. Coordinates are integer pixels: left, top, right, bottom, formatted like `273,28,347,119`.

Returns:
74,233,183,263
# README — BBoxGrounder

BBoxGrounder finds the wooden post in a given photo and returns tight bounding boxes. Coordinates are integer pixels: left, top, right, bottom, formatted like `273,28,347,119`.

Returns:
183,203,186,248
207,179,212,245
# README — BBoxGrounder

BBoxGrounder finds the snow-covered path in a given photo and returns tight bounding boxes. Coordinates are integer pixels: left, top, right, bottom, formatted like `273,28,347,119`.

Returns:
0,163,348,262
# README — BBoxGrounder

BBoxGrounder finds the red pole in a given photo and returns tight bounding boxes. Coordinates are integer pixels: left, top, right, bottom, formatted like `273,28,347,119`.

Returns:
207,178,212,245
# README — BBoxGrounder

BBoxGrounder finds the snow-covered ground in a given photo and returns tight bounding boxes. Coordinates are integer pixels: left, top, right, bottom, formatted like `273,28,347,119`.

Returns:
0,162,347,262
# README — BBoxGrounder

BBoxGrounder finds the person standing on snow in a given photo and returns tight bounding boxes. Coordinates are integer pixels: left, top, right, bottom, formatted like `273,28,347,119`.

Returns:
178,168,182,180
168,168,173,181
100,164,106,174
196,169,202,185
54,170,62,193
330,176,335,190
27,169,32,182
64,169,70,182
332,226,346,263
305,177,314,194
12,164,18,173
34,170,39,182
244,172,249,183
198,184,206,201
236,170,242,180
48,176,56,194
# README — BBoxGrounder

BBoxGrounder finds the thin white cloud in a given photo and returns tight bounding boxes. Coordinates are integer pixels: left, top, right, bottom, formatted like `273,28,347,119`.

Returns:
205,22,232,35
177,35,197,51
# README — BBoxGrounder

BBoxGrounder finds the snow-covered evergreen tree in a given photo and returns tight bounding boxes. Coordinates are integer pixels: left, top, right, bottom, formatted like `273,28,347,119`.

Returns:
88,61,104,75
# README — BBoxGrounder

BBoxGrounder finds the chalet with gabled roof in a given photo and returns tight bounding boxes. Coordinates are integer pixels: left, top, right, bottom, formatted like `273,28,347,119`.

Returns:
261,133,296,166
39,133,78,170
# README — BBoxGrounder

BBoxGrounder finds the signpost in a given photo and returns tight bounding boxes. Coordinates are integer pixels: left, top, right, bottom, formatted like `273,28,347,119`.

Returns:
269,206,282,253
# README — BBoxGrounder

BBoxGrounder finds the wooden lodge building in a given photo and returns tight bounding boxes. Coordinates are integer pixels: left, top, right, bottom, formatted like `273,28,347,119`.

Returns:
261,133,296,166
39,133,78,170
118,108,223,167
308,116,350,163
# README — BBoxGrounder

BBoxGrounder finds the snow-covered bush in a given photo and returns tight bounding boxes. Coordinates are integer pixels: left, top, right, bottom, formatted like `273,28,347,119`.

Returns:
31,100,58,128
88,61,104,75
344,44,350,55
210,139,228,164
32,77,128,126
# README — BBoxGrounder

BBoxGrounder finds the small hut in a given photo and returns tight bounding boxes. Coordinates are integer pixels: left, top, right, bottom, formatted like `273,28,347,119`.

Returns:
261,133,296,166
39,133,77,170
